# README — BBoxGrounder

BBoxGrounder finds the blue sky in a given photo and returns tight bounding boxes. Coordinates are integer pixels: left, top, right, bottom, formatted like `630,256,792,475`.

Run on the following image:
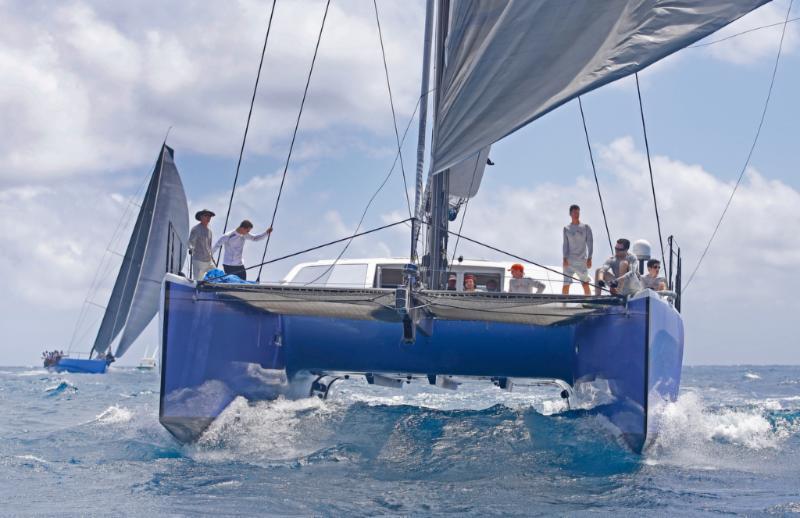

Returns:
1,0,798,366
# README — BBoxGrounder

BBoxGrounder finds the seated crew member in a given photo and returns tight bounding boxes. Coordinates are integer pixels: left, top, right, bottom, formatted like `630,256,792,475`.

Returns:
596,238,639,295
447,273,457,291
212,220,272,281
485,279,499,292
463,273,482,292
641,258,668,291
507,263,545,294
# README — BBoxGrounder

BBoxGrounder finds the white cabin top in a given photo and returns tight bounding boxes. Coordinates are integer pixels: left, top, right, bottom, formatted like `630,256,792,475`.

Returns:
282,257,567,293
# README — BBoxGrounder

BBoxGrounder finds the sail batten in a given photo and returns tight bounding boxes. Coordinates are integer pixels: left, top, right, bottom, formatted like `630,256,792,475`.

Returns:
430,0,771,175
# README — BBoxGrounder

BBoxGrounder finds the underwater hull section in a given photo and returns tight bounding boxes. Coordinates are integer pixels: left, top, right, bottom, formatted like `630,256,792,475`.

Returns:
50,358,109,374
159,277,683,452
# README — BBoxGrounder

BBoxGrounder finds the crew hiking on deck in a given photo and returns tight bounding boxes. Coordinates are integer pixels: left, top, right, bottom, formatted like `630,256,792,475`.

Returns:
212,220,272,281
642,258,667,291
596,238,640,296
562,204,593,295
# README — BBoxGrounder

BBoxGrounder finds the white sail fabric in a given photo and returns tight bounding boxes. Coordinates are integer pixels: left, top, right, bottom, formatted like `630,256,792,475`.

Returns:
448,146,490,199
115,145,189,358
431,0,770,173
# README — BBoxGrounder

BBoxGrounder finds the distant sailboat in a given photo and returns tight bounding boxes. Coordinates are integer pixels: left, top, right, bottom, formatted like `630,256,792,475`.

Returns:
46,144,189,374
137,346,159,371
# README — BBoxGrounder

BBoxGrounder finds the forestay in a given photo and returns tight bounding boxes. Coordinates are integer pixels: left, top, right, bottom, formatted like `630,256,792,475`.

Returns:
431,0,770,174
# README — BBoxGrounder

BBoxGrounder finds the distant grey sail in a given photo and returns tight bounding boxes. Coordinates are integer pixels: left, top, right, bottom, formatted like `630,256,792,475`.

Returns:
91,145,189,359
431,0,770,174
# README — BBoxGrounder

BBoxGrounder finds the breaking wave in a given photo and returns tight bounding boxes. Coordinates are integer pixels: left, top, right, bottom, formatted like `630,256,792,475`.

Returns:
44,380,77,396
93,405,133,425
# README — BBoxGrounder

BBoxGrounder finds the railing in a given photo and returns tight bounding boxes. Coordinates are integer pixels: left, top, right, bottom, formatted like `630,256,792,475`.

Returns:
667,235,682,312
165,222,186,277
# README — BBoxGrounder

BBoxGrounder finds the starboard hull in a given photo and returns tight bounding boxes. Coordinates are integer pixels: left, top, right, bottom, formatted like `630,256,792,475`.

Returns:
159,276,683,452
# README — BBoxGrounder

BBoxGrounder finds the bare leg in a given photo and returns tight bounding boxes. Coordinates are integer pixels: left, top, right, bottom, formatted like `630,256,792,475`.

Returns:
581,282,590,296
595,269,605,296
562,283,570,295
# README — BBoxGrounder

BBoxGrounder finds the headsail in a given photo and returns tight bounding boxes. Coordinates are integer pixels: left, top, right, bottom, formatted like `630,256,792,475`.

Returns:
91,145,189,359
431,0,770,174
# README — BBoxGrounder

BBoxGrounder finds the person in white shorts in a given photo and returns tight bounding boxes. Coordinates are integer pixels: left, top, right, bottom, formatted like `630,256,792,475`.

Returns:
562,204,593,295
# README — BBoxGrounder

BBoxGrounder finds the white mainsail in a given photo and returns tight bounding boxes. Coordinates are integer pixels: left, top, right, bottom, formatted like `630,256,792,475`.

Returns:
91,144,189,359
430,0,770,174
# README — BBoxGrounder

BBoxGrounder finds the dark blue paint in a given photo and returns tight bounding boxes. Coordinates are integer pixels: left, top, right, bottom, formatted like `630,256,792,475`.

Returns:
51,358,109,374
160,281,683,452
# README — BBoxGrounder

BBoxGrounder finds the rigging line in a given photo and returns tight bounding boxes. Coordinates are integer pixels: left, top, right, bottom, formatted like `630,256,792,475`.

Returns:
373,0,413,219
233,218,412,273
635,72,667,268
217,0,278,264
684,0,794,293
578,97,613,254
689,16,800,48
444,228,615,293
303,91,426,287
255,0,331,282
68,149,158,353
447,152,482,272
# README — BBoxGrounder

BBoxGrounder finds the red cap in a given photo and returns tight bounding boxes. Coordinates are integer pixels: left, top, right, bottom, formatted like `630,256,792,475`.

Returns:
508,263,524,272
464,273,475,280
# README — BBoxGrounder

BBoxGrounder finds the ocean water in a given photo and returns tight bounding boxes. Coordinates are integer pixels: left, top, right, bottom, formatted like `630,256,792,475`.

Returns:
1,366,798,516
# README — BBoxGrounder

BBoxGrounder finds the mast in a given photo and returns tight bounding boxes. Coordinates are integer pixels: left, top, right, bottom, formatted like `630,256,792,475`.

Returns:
410,0,434,264
425,0,450,290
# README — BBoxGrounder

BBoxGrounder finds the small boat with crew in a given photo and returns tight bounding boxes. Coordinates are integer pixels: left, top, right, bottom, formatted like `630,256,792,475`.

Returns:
45,144,189,374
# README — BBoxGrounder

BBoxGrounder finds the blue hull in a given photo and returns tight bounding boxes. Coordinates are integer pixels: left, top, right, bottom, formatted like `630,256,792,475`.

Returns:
50,358,108,374
159,279,683,452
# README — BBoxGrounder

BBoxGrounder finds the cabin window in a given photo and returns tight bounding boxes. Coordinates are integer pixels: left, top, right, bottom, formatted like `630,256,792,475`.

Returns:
374,266,404,288
288,264,368,288
464,271,502,292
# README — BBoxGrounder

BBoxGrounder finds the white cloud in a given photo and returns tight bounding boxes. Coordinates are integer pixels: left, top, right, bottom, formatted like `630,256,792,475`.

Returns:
0,0,424,181
702,1,799,65
446,137,800,363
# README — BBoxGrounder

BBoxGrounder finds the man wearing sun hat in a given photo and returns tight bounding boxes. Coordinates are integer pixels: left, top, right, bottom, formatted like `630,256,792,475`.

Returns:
188,209,216,280
508,263,545,294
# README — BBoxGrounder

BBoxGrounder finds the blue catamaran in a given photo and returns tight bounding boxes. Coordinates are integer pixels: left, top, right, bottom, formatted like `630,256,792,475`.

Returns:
46,144,189,374
158,0,768,452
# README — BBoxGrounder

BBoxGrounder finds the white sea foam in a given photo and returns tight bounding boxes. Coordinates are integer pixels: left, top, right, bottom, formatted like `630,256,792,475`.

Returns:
194,396,338,462
744,371,761,380
94,405,133,425
657,392,778,450
15,454,49,464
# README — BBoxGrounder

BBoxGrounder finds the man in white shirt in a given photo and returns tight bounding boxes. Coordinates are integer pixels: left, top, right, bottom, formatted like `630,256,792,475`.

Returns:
212,220,272,281
507,263,545,294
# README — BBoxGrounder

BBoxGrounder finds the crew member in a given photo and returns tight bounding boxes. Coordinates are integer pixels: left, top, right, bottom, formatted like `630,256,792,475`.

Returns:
188,209,216,280
508,263,545,294
212,220,272,281
562,204,593,295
